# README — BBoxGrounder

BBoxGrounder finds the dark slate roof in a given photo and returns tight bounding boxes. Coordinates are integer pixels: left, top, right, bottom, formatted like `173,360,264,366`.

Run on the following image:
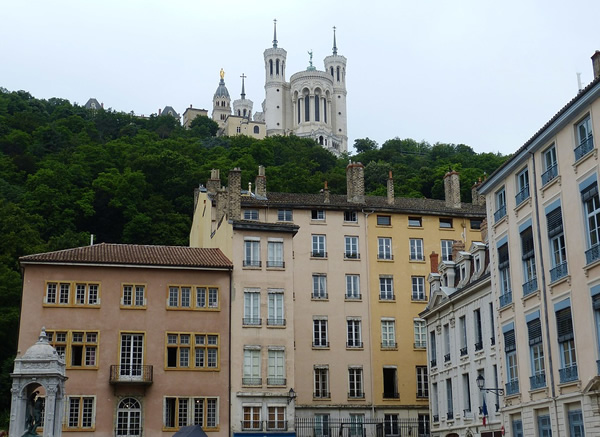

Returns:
232,220,299,234
160,106,180,118
84,98,101,110
240,192,486,217
214,79,230,99
20,243,232,269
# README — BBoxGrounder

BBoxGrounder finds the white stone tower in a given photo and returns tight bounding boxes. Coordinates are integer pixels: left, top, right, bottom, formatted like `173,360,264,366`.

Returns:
263,19,288,136
232,73,253,119
212,68,231,128
323,27,348,152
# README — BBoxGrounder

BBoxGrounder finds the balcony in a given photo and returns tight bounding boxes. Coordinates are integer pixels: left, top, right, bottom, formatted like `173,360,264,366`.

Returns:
382,341,397,349
266,260,285,268
515,186,530,206
241,421,263,431
575,135,594,161
344,252,360,260
312,293,328,300
447,412,454,420
243,317,262,326
383,391,399,399
243,260,262,267
505,379,519,396
550,262,568,282
541,163,558,186
493,205,507,223
586,243,600,265
346,293,362,300
313,391,330,399
348,391,365,399
242,377,262,386
522,277,538,296
313,341,330,348
379,294,395,301
267,318,286,326
474,341,483,351
266,421,288,431
311,251,327,258
347,341,364,349
432,415,439,423
460,347,468,356
530,372,546,390
444,353,451,363
499,291,513,308
559,365,578,383
267,377,286,386
412,294,426,301
430,359,437,368
378,253,393,260
109,365,153,385
490,337,495,346
414,341,426,349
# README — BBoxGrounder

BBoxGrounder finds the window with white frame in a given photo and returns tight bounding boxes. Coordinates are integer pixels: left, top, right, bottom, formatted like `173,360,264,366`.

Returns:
494,187,507,222
278,209,293,222
314,413,330,437
267,349,285,385
243,289,261,325
244,238,261,267
542,145,558,185
377,215,391,226
462,374,471,412
347,319,362,348
122,284,145,308
384,414,399,436
381,319,396,348
443,324,450,362
267,239,284,268
378,237,392,260
575,115,594,160
345,274,360,299
411,276,425,300
556,305,577,383
409,238,424,261
348,367,364,398
312,234,327,257
414,319,426,348
313,319,328,347
582,181,600,264
547,206,567,281
516,167,530,206
344,236,359,259
446,379,454,419
416,366,428,398
504,325,519,394
344,210,358,223
349,414,364,437
243,348,261,385
527,315,545,388
441,240,453,261
429,331,437,366
244,209,259,220
267,290,285,326
314,366,329,398
312,274,327,299
498,243,512,306
311,209,325,221
521,227,537,294
379,276,394,300
474,309,483,350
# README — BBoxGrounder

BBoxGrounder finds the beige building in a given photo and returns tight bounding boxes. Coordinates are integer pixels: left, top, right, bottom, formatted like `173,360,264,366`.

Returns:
16,244,232,437
477,52,600,437
182,106,209,129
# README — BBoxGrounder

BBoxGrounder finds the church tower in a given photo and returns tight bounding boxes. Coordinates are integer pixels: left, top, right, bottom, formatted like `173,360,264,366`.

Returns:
232,74,253,119
323,27,348,152
263,20,288,136
212,69,231,128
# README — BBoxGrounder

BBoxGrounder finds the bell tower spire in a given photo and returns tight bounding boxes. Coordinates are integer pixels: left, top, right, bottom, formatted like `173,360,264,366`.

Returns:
332,26,337,55
272,19,278,48
240,73,246,100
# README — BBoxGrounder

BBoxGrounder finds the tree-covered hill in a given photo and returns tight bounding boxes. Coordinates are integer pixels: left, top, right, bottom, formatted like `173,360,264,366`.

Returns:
0,87,507,425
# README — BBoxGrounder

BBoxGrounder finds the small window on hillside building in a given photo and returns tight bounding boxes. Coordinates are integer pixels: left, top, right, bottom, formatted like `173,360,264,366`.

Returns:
439,218,453,228
377,215,391,226
408,217,422,227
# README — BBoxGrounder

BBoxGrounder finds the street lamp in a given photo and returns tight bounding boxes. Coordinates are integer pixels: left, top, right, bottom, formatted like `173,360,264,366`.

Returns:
476,374,504,395
287,388,297,404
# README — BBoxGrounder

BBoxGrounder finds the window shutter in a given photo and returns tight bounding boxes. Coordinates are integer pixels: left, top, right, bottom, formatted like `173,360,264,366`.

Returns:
547,207,564,238
527,318,542,345
556,308,574,342
521,228,535,260
504,329,516,352
581,183,598,202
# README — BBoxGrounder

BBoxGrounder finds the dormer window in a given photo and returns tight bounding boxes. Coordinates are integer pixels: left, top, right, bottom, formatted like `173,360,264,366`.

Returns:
460,265,467,281
474,256,481,273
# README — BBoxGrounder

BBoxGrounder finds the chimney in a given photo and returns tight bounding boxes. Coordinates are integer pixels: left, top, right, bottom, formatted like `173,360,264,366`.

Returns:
430,251,439,274
158,108,162,116
323,181,330,204
228,168,242,220
206,169,221,194
444,170,461,209
255,165,267,197
451,240,465,261
346,162,365,203
387,171,394,205
101,102,104,109
592,50,600,80
471,177,485,206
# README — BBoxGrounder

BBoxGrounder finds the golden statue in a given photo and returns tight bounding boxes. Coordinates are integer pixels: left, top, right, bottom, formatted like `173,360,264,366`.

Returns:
220,68,225,80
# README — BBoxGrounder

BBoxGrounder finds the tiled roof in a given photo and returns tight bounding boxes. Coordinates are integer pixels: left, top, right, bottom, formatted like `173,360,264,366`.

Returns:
241,192,486,217
19,243,232,269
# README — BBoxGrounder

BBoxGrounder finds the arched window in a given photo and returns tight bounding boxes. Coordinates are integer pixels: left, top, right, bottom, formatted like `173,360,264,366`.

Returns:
237,110,241,116
336,66,340,82
319,136,324,145
276,59,280,75
254,126,259,134
269,59,273,76
304,95,310,122
315,95,320,122
243,109,247,117
297,99,301,124
330,67,334,77
323,97,327,124
116,398,141,437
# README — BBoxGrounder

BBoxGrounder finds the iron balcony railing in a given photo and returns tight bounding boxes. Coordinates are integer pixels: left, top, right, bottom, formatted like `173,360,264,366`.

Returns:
523,277,538,296
345,293,362,300
432,415,439,423
559,365,578,383
494,205,507,222
474,341,483,351
243,260,262,267
530,372,546,390
379,294,395,301
266,260,285,268
416,391,428,399
414,341,426,349
574,135,594,161
267,377,286,386
382,341,397,349
541,163,558,186
515,186,530,206
294,417,429,437
311,251,328,258
446,412,454,420
505,379,519,396
313,391,330,399
378,252,393,260
412,294,426,301
490,336,495,346
430,359,437,368
347,341,364,348
550,262,568,282
267,318,286,326
344,252,360,259
242,377,262,386
109,365,153,384
348,391,365,399
586,243,600,264
313,341,330,348
243,317,262,326
444,353,451,363
499,291,513,307
312,293,328,300
383,392,399,399
460,347,468,356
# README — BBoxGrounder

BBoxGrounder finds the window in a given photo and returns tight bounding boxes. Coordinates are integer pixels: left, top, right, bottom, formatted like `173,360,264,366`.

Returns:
542,145,558,186
348,367,364,398
345,274,360,299
547,205,567,281
312,274,327,299
47,330,98,368
377,215,391,226
439,218,453,228
575,115,594,160
516,167,530,206
414,319,426,348
267,406,286,430
556,305,577,383
268,349,286,385
383,367,398,398
243,348,261,385
242,406,261,430
344,211,358,223
568,409,585,437
512,418,524,437
314,367,329,398
498,243,512,307
443,324,451,363
119,333,144,380
446,379,454,419
521,227,538,295
313,319,328,347
412,276,425,300
166,286,220,310
416,366,428,398
66,396,95,430
381,320,396,348
379,276,394,300
254,126,260,134
278,209,292,222
122,284,145,308
384,414,399,437
168,286,191,308
462,374,471,412
418,414,430,437
311,209,325,220
267,240,284,268
378,237,393,260
344,236,359,259
504,325,519,395
267,290,285,326
408,216,422,227
116,398,141,437
494,187,507,222
474,309,483,350
243,289,261,325
429,331,437,367
244,239,261,267
583,181,600,264
349,414,365,437
164,397,219,430
490,302,496,345
167,333,219,370
441,240,453,262
347,319,362,348
312,235,327,258
410,238,424,261
44,281,100,306
537,414,552,437
527,315,545,389
470,219,482,230
459,316,467,355
244,209,259,220
314,414,330,437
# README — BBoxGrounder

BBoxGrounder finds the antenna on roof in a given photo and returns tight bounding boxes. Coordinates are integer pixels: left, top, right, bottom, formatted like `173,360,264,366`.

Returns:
90,234,95,246
577,72,583,92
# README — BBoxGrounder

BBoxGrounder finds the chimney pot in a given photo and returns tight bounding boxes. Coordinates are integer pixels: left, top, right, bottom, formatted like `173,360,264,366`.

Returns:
387,171,394,205
592,50,600,79
430,251,439,274
255,165,267,197
444,171,461,208
346,163,365,204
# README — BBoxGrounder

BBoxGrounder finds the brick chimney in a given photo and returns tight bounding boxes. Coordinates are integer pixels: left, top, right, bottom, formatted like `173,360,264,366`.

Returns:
471,177,485,206
255,165,267,197
346,162,365,204
592,51,600,80
430,251,439,274
387,171,394,205
206,169,221,194
444,170,461,209
158,108,162,116
451,240,465,261
228,168,242,220
323,181,330,203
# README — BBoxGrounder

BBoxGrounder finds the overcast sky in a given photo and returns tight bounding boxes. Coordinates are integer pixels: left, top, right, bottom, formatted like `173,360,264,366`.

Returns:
2,0,600,156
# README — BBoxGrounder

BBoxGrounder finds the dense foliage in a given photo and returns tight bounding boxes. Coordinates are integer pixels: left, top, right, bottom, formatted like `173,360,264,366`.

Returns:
0,88,507,425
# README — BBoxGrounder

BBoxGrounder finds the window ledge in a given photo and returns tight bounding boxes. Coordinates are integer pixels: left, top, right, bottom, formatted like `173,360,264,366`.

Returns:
343,222,360,227
345,298,362,302
573,147,597,174
540,174,561,197
492,214,508,229
409,259,426,263
310,221,327,225
549,274,571,291
242,266,262,270
377,258,394,262
310,256,328,260
407,226,423,230
513,197,531,217
558,379,581,394
522,288,540,303
439,227,455,231
378,299,396,303
584,258,600,277
498,302,515,313
266,267,286,271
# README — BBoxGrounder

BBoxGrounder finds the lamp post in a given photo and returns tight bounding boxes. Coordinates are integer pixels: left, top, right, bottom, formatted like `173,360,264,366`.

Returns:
476,374,504,395
287,388,297,404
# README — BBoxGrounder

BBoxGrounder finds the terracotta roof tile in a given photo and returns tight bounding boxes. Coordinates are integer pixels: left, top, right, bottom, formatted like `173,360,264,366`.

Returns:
19,243,232,269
